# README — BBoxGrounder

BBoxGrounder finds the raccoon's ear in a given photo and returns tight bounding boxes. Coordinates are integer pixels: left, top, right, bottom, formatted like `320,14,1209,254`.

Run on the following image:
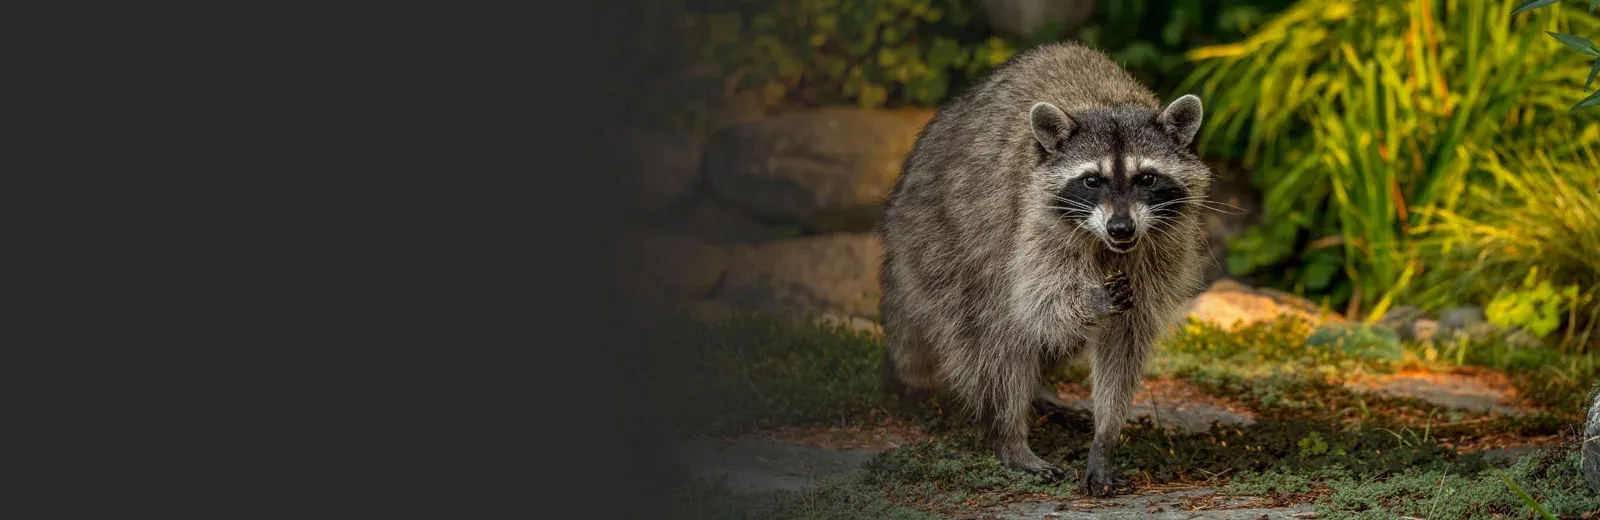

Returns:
1156,94,1203,148
1029,102,1076,155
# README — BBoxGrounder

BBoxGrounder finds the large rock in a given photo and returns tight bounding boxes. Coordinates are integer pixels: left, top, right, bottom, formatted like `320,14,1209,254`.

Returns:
1587,389,1600,492
1431,305,1538,347
653,195,775,245
1437,305,1490,341
705,108,934,232
1184,278,1339,329
615,129,703,215
1378,305,1433,341
614,231,729,301
714,233,882,319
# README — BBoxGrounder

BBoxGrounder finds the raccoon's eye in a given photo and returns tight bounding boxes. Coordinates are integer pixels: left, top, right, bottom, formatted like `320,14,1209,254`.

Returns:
1134,173,1156,187
1082,175,1104,189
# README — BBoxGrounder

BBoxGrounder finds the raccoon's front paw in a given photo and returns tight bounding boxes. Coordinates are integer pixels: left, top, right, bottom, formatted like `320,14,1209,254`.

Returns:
1099,270,1134,316
1080,465,1134,497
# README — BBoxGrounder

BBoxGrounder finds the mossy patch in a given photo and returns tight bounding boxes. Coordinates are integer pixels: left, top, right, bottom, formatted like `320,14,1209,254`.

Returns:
1314,443,1600,519
637,312,889,435
671,471,941,520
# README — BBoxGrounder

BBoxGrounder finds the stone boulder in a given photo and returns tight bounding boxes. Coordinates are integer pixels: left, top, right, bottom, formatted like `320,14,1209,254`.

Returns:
654,195,776,245
1411,319,1440,343
615,129,703,216
705,108,934,232
1435,305,1495,343
613,231,729,301
1184,278,1339,329
1439,305,1486,331
1378,305,1429,341
714,233,882,319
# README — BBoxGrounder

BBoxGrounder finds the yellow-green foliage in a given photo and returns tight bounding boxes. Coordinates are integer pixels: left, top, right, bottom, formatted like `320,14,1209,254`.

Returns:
1415,144,1600,349
1485,269,1577,338
1162,316,1414,378
688,0,1014,110
1180,0,1600,319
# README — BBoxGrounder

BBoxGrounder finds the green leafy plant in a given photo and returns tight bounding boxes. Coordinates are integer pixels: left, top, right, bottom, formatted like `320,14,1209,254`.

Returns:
689,0,1014,110
1296,430,1330,457
1513,0,1600,110
1414,143,1600,350
1484,268,1577,338
1179,0,1600,318
1067,0,1296,95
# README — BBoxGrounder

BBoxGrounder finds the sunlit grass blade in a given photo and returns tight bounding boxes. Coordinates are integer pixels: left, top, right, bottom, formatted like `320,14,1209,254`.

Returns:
1491,467,1557,520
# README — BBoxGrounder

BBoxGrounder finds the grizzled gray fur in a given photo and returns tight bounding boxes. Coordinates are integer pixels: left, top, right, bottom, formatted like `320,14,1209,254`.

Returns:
879,42,1211,497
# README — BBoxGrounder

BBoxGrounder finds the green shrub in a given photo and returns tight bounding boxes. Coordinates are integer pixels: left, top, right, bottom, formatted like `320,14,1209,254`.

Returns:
1068,0,1296,94
1179,0,1600,320
687,0,1014,110
1511,0,1600,111
1414,144,1600,350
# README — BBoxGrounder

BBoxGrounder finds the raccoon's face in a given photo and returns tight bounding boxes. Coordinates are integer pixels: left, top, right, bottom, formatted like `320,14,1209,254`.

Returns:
1028,95,1209,254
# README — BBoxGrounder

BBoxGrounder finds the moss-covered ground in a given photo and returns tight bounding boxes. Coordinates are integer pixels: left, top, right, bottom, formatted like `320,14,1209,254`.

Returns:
641,313,1600,519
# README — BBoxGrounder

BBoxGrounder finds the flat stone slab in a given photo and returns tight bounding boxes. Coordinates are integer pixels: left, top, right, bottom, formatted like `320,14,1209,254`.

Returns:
981,490,1316,520
1056,379,1257,433
1065,398,1255,433
669,439,881,493
1342,370,1529,415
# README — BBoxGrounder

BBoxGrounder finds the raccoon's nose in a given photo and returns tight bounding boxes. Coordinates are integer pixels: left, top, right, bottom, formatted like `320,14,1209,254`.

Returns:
1107,218,1135,240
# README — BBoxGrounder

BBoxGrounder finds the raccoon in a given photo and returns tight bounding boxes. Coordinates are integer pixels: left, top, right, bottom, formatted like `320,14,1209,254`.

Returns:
879,42,1211,497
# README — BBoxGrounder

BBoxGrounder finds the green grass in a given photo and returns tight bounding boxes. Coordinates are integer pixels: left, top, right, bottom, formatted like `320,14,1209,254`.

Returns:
652,313,1596,518
1314,443,1598,519
639,311,889,435
1163,316,1599,417
672,471,941,520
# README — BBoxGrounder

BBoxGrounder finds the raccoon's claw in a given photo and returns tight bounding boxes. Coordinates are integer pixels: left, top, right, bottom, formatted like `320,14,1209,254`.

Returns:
1000,449,1067,483
1101,270,1134,315
1080,467,1134,497
1015,462,1066,483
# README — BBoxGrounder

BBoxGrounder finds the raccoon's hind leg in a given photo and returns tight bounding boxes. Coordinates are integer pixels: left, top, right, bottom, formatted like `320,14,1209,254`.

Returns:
947,339,1065,482
1031,340,1086,416
882,326,938,403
